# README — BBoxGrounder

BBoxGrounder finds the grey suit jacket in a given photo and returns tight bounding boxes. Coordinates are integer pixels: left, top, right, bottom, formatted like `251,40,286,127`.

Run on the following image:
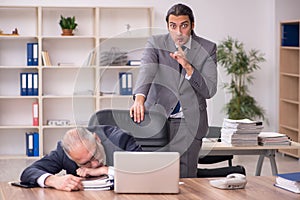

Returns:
134,33,217,139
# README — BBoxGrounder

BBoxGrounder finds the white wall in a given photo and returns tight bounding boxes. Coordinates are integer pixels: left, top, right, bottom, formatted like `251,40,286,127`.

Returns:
182,0,277,130
1,0,300,131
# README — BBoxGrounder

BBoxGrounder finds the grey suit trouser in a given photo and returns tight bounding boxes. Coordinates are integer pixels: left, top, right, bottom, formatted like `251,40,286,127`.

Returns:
167,118,202,178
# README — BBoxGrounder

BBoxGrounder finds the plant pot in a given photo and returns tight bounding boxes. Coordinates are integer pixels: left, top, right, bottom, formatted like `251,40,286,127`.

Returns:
61,29,74,36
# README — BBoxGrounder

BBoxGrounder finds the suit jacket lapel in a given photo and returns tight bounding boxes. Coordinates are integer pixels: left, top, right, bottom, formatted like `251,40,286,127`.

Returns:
187,34,202,67
165,34,182,81
179,34,202,87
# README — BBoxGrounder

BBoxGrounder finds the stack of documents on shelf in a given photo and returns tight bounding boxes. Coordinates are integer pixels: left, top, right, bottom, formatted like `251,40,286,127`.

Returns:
99,47,128,66
221,118,263,146
258,132,291,146
275,172,300,193
82,175,114,191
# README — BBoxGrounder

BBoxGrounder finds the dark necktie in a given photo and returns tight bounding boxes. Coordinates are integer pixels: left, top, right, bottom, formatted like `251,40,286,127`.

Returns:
171,46,186,115
171,101,181,114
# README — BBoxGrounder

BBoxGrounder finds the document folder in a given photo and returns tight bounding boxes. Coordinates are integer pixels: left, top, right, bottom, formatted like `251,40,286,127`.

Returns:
33,73,38,96
27,43,38,66
26,132,39,157
281,24,299,47
27,73,33,95
20,73,27,96
26,132,34,156
126,60,141,66
32,102,39,126
33,132,39,156
119,72,132,95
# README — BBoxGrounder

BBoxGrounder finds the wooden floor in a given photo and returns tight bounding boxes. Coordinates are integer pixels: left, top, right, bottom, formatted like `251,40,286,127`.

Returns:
0,152,299,182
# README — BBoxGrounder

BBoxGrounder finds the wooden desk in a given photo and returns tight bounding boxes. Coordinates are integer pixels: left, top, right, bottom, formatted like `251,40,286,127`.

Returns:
200,140,300,176
1,176,298,200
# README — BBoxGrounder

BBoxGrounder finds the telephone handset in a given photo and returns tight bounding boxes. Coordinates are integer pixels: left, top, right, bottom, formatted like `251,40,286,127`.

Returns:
209,173,247,190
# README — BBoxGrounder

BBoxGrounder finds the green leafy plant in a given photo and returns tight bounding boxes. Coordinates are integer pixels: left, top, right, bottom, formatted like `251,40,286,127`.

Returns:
217,36,266,121
59,15,78,30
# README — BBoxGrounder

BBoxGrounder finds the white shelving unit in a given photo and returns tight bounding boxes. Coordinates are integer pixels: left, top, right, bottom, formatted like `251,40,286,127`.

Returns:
0,6,153,158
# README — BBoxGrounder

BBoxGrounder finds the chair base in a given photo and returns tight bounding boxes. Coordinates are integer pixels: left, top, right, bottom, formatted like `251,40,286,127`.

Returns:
198,155,233,166
197,165,246,178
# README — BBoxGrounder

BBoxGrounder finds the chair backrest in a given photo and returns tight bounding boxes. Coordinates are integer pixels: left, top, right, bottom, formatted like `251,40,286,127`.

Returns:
205,126,222,138
88,109,169,151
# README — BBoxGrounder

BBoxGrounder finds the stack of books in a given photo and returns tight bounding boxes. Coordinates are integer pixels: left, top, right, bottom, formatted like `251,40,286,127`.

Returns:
258,132,291,146
221,118,263,146
84,50,96,67
275,172,300,193
41,51,52,66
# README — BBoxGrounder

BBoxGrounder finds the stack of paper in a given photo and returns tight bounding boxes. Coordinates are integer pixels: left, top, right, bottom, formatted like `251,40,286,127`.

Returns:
258,132,291,146
275,172,300,193
99,48,128,66
221,118,263,146
82,175,114,191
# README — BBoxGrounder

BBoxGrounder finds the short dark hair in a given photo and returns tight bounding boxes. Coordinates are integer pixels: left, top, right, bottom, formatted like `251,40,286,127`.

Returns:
165,3,195,24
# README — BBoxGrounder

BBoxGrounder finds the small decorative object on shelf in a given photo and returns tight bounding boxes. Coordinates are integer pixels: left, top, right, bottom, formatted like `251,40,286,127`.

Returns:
59,15,78,36
125,23,131,32
0,27,19,36
12,28,18,35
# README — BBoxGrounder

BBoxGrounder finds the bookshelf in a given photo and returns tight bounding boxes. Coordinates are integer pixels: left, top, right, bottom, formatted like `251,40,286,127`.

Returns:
279,20,300,158
0,6,153,157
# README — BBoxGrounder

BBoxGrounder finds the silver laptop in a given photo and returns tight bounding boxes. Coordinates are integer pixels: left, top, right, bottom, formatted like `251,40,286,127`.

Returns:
113,151,180,193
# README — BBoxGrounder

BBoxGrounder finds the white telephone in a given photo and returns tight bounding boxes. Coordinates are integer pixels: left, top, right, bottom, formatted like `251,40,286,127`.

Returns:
209,173,247,190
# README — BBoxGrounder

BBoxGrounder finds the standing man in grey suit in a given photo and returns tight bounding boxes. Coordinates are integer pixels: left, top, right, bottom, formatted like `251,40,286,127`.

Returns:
130,3,217,178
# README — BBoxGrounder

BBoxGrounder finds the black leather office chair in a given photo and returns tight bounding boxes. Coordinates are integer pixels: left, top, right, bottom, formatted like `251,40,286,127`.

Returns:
88,109,169,151
197,126,246,177
198,126,233,166
88,111,245,177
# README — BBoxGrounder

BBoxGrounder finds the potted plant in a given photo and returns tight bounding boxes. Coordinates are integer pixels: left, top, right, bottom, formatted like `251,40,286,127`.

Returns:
217,36,266,121
59,15,78,36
